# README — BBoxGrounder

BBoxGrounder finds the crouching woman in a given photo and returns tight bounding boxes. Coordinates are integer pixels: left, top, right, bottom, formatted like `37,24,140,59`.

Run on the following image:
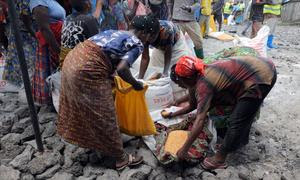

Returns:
163,55,277,170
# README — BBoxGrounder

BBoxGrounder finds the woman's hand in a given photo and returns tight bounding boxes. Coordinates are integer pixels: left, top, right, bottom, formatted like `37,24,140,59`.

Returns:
176,147,189,161
132,81,144,91
161,110,173,119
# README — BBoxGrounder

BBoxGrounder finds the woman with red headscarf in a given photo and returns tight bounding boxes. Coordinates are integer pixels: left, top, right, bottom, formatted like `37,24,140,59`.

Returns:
163,55,277,170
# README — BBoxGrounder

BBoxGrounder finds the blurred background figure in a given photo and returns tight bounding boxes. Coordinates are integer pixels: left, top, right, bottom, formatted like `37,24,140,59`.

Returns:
212,0,224,31
223,0,233,24
2,0,36,87
199,0,212,38
249,1,264,38
263,2,282,48
92,0,127,31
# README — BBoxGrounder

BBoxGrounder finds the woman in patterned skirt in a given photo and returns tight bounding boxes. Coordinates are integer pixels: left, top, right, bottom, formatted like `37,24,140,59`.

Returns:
2,0,36,87
57,30,145,170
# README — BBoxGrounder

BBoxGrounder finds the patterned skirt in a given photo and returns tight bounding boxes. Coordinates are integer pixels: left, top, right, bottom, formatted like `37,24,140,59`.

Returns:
2,31,36,86
57,40,124,157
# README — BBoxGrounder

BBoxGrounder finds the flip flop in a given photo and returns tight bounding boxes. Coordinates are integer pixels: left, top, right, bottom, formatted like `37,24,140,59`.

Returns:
201,157,228,170
116,154,143,171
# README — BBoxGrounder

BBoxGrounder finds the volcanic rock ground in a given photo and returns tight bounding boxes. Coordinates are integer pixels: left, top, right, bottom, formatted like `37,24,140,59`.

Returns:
0,23,299,180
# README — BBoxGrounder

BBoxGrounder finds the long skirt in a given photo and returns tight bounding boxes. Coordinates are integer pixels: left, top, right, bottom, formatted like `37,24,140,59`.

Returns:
2,31,36,86
32,21,62,105
57,40,124,157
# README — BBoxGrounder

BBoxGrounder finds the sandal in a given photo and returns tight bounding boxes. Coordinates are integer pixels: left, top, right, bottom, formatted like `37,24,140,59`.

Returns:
201,157,228,170
116,153,143,171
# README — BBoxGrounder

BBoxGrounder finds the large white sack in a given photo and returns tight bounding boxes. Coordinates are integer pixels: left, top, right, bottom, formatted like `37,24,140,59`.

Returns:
46,71,61,113
233,25,270,57
142,77,174,112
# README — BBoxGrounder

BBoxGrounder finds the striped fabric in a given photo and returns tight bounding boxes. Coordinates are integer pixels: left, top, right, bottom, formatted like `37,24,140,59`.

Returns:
32,21,62,105
263,4,281,16
194,56,276,114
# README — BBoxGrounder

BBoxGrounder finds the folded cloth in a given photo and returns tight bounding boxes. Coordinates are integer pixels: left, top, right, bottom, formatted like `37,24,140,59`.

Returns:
154,114,213,165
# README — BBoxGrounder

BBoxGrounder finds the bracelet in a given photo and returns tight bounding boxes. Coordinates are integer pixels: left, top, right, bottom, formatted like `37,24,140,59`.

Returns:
169,112,173,118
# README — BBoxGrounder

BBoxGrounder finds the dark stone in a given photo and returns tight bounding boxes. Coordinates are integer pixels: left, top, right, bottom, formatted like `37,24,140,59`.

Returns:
0,165,21,180
20,125,45,143
65,161,84,177
27,151,63,175
36,164,61,180
49,172,75,180
12,117,31,134
0,114,18,136
120,165,152,180
38,112,57,124
14,106,30,119
9,145,34,171
42,121,56,138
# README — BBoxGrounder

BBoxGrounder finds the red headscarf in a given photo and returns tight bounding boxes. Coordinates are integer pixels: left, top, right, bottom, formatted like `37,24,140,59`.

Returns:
175,56,206,78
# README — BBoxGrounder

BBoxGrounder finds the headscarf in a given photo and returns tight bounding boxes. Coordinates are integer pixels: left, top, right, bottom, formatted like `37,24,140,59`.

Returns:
175,56,206,78
131,14,160,35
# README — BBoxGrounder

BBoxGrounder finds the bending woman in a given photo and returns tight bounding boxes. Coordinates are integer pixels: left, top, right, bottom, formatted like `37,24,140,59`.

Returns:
131,15,193,79
163,55,277,170
57,30,144,170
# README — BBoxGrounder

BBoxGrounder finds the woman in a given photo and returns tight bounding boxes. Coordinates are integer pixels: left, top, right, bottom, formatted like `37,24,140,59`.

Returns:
57,30,144,170
131,15,193,79
30,0,66,108
0,0,8,50
60,0,99,68
92,0,127,30
163,55,277,170
144,0,169,20
2,0,36,87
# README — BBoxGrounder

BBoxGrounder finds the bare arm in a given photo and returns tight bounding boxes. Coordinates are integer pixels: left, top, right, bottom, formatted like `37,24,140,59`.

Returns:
163,45,172,76
171,88,197,117
117,60,143,90
180,112,207,152
93,0,103,20
138,45,150,79
33,6,60,54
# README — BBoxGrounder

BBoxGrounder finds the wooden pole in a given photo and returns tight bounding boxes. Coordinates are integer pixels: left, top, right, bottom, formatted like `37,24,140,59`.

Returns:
7,0,44,152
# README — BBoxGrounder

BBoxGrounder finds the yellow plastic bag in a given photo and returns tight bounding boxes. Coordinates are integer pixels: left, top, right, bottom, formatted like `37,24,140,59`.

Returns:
114,76,157,136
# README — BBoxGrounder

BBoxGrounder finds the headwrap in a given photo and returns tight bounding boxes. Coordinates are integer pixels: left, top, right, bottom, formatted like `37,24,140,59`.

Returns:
175,56,206,78
131,14,160,35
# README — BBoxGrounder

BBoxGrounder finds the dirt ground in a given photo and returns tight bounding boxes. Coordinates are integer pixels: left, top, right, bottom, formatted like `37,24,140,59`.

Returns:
0,23,300,180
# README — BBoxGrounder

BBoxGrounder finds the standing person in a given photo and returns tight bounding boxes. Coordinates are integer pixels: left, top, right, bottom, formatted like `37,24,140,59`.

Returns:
60,0,99,68
249,2,264,38
92,0,127,30
163,55,277,170
30,0,66,110
263,3,281,48
223,0,233,24
167,0,204,59
57,30,144,170
241,0,252,36
212,0,224,32
130,15,193,79
199,0,212,38
2,0,36,87
145,0,169,20
0,0,8,50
